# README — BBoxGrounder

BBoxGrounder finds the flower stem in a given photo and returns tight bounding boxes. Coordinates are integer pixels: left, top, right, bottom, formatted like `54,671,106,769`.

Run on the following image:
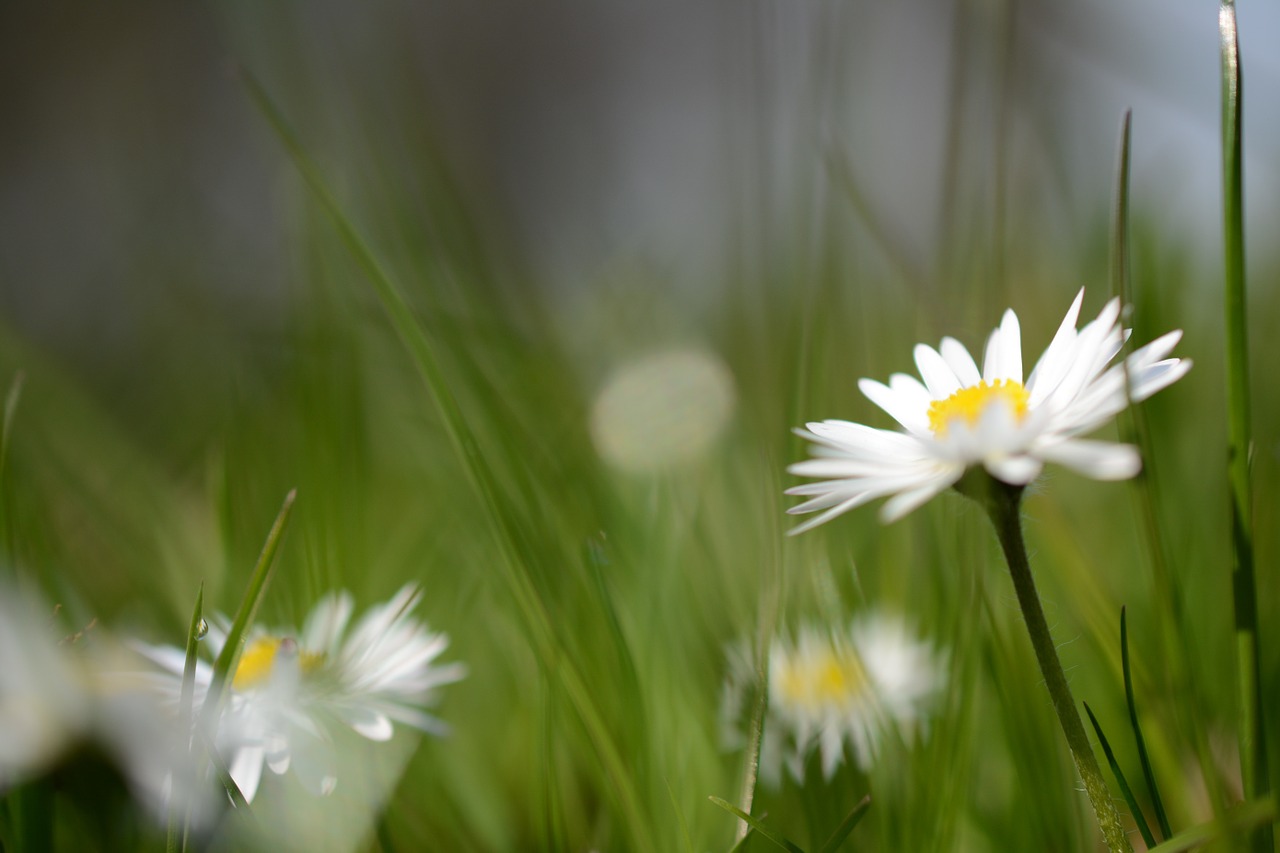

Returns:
979,478,1133,852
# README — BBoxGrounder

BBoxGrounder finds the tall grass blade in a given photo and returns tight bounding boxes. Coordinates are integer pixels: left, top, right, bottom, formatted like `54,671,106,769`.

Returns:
1083,701,1157,849
238,71,655,850
1148,798,1275,853
733,657,769,846
1,370,25,560
166,583,205,853
1111,110,1228,816
817,793,872,853
198,725,251,811
8,781,52,853
202,489,296,721
0,370,23,479
1120,609,1171,839
664,779,697,853
1218,5,1271,849
709,796,806,853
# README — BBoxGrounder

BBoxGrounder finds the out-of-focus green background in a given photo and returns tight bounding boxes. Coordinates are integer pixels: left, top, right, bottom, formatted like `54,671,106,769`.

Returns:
1,2,1278,850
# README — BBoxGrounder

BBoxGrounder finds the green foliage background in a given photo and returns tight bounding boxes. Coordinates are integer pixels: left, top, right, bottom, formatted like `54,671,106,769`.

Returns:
1,2,1278,850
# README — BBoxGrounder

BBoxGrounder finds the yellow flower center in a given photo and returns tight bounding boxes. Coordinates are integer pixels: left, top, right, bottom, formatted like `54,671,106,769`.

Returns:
776,645,868,712
232,636,325,690
927,379,1029,436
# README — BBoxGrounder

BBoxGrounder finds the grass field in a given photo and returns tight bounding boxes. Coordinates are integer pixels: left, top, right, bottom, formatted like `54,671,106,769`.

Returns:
1,3,1278,851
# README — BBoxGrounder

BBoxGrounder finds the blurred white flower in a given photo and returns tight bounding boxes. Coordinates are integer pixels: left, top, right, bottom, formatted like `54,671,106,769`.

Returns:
725,614,945,785
134,584,465,803
787,290,1191,531
0,583,196,820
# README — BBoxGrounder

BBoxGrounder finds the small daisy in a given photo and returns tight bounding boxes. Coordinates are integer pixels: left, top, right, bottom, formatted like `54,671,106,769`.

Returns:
0,583,198,821
786,290,1191,531
723,614,944,785
134,584,465,802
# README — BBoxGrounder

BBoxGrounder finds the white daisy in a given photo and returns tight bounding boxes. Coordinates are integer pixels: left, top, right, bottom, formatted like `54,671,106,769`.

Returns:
765,615,943,783
0,583,200,821
134,584,465,803
787,290,1191,531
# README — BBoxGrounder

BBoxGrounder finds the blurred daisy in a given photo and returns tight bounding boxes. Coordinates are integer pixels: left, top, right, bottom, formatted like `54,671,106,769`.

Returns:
787,290,1191,531
0,583,196,820
134,584,465,802
723,614,945,785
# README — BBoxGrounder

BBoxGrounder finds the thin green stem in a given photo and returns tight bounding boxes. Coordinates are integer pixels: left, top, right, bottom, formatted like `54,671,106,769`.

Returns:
978,478,1132,852
1220,5,1271,850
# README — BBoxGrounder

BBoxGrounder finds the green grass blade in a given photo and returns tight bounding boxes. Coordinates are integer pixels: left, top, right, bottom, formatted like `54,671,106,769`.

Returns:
1120,609,1171,840
732,656,769,847
728,827,757,853
239,71,657,850
0,370,23,478
202,489,296,721
817,793,872,853
1,370,25,561
1111,109,1132,306
1111,109,1229,816
197,725,250,811
664,779,696,853
1148,798,1275,853
1219,5,1271,849
709,796,807,853
8,781,52,853
167,583,206,853
1083,701,1156,849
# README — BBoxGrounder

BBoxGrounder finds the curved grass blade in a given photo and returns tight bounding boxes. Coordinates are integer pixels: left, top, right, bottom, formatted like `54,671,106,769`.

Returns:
0,370,23,477
201,489,296,722
1219,6,1270,849
167,583,206,853
197,725,250,811
1084,701,1156,849
1149,797,1275,853
1121,609,1171,839
709,796,806,853
664,779,696,853
732,656,769,847
1112,107,1229,817
818,793,872,853
1,371,25,560
239,71,657,850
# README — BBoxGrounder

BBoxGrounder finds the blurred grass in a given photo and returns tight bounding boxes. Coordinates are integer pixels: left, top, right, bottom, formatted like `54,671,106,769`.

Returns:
1,6,1279,851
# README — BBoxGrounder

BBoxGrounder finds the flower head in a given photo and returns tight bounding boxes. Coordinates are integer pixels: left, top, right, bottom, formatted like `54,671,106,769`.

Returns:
134,584,465,802
0,583,199,821
723,613,945,785
787,290,1190,531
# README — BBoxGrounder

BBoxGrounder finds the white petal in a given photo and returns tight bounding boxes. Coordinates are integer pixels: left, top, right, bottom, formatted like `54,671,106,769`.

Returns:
879,478,957,522
229,745,264,804
984,455,1043,485
341,707,395,742
1027,289,1085,404
939,337,982,387
1129,359,1191,401
913,344,963,398
855,378,918,430
786,495,876,535
301,591,354,656
996,309,1023,383
800,419,929,460
1038,439,1141,480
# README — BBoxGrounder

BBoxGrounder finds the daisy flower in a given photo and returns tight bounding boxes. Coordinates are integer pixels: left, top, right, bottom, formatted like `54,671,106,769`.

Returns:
133,584,465,803
723,614,945,785
0,582,199,821
787,289,1191,531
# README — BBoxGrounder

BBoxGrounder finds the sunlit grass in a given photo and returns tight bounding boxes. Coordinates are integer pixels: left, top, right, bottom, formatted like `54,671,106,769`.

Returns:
2,9,1279,852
